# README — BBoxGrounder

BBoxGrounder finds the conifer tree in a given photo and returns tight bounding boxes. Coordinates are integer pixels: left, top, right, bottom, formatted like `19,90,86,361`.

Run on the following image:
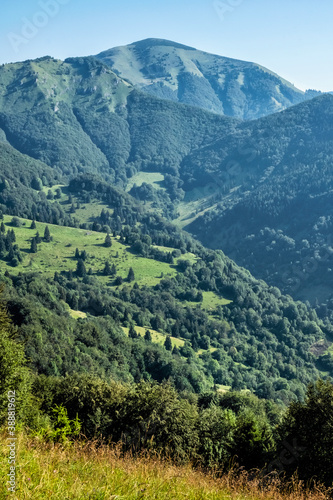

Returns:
0,237,5,257
104,233,112,248
30,220,36,230
103,261,112,276
129,324,138,339
127,267,135,282
76,259,86,277
164,335,173,351
43,226,51,242
144,329,152,342
114,275,123,286
30,237,37,253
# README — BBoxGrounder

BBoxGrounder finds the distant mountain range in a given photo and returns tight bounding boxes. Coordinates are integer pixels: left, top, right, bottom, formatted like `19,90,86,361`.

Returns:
95,38,321,119
0,41,333,307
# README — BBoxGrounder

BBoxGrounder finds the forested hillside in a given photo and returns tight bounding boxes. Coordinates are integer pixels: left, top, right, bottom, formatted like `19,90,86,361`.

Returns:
0,55,237,191
184,94,333,304
1,55,333,307
0,172,332,404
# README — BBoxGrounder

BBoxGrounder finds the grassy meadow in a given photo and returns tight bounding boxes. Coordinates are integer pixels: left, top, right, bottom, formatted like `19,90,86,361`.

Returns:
0,433,331,500
2,215,230,309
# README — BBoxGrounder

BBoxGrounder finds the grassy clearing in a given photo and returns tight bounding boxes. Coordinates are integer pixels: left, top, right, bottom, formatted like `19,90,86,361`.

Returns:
122,326,185,348
184,291,232,313
2,216,176,288
0,433,330,500
126,172,165,192
72,200,112,225
2,215,230,310
69,309,87,319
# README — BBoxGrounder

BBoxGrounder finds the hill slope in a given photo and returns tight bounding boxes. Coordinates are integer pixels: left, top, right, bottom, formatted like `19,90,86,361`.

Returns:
183,94,333,303
1,56,333,307
0,55,237,193
95,38,317,119
1,171,333,404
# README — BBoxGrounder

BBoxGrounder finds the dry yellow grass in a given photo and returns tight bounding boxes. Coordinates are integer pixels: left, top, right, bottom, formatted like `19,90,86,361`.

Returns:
0,432,331,500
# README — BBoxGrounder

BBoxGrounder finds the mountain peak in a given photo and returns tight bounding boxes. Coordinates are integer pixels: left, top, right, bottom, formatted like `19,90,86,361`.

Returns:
128,38,197,51
95,39,315,119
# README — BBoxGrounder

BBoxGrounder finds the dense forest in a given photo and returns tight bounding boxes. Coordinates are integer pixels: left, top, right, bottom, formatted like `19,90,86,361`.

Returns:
0,181,332,403
1,293,333,487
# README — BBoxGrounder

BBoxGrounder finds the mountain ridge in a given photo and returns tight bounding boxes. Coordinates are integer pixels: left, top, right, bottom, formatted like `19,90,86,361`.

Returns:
95,38,317,119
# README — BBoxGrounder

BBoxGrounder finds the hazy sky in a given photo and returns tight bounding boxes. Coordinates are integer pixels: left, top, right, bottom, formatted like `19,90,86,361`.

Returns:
1,0,332,91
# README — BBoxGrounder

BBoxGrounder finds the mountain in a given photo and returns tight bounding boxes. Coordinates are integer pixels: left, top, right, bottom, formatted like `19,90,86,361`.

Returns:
0,50,331,399
182,94,333,304
0,139,72,224
0,55,237,195
95,38,318,119
1,56,333,307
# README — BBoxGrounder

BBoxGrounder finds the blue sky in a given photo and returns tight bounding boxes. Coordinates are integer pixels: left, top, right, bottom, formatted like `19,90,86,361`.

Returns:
1,0,332,91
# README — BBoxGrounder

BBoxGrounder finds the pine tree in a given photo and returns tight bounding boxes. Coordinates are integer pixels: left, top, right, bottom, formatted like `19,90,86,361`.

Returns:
6,229,15,244
111,263,117,276
30,237,37,254
72,295,79,310
104,233,112,248
129,324,138,339
0,237,5,257
43,226,51,242
7,245,14,262
76,259,86,277
103,261,112,276
35,231,42,244
0,222,5,233
144,330,152,342
74,248,80,259
164,335,173,351
30,220,36,230
127,267,135,282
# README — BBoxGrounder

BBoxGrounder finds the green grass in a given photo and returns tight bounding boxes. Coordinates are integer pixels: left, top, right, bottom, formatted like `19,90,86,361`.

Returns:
0,432,327,500
122,326,185,348
2,216,176,288
184,291,231,314
125,172,165,192
69,199,113,226
3,217,232,311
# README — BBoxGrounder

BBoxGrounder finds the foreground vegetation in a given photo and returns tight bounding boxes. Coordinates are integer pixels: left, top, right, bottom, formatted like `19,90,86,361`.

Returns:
1,288,333,493
1,433,331,500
